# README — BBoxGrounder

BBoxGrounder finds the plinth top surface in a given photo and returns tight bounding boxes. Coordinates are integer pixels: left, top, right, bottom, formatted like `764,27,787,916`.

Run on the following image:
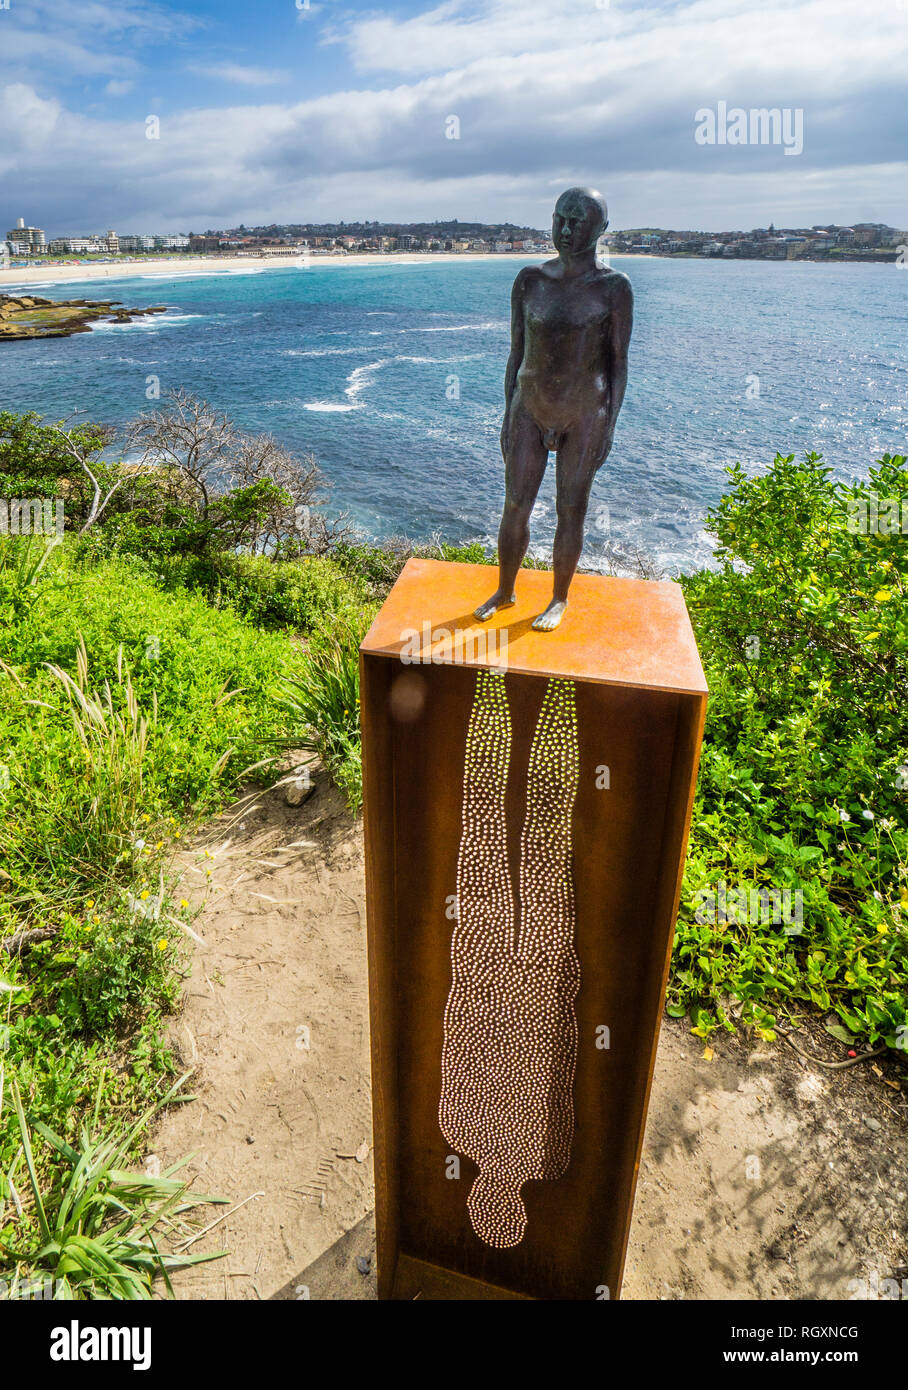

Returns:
360,558,708,695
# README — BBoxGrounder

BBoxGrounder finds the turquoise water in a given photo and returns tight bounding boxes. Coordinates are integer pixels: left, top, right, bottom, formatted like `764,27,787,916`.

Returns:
2,257,905,573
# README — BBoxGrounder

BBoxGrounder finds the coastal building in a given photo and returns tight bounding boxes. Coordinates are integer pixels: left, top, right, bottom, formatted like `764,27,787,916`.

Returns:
106,230,119,253
47,235,106,253
118,234,156,252
851,223,899,246
6,217,46,254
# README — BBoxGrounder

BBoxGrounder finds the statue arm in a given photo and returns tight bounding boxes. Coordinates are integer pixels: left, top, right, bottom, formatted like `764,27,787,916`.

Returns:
604,276,633,442
500,271,527,454
504,271,527,407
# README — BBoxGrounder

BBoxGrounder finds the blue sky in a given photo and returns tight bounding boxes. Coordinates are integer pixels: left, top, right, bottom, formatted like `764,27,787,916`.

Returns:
1,0,906,236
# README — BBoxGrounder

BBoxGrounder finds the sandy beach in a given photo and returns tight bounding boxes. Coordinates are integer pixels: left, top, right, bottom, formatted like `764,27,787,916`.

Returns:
0,251,562,290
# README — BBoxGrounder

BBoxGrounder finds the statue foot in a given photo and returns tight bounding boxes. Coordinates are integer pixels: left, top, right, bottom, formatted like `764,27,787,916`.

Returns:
532,599,567,632
474,589,515,622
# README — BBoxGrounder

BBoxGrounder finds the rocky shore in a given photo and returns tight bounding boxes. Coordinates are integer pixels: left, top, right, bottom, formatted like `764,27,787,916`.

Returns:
0,294,168,341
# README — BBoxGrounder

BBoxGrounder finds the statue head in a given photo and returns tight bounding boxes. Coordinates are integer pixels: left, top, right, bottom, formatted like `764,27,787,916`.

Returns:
552,187,609,257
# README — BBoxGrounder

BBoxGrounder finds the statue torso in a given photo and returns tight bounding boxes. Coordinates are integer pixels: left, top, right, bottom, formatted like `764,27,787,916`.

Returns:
515,262,626,427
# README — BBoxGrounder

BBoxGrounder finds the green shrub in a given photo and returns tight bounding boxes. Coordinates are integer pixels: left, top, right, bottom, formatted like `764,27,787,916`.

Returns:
0,411,106,523
203,552,371,633
677,452,908,1046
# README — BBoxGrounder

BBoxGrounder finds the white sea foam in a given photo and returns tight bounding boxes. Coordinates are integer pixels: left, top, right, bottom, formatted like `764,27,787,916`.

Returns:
346,354,449,400
301,352,451,413
89,312,201,332
281,347,365,358
399,320,504,334
345,360,386,402
137,268,266,280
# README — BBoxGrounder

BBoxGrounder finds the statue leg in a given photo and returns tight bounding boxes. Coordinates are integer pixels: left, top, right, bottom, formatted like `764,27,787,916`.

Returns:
532,417,607,632
475,400,548,622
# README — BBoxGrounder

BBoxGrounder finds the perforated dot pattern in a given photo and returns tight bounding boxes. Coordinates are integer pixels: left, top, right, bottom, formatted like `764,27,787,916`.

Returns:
439,671,581,1248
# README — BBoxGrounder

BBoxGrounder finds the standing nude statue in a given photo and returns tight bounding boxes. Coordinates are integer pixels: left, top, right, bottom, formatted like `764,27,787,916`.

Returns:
475,187,633,631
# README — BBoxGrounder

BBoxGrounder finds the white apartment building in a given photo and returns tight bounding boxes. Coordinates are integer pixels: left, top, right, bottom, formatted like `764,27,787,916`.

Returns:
6,217,46,254
47,235,106,254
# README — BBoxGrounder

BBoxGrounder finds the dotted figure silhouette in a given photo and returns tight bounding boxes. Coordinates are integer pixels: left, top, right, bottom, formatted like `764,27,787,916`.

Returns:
439,671,581,1248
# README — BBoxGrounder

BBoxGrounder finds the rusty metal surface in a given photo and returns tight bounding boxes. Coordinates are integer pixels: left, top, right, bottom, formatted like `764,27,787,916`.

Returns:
361,563,707,1300
361,557,708,695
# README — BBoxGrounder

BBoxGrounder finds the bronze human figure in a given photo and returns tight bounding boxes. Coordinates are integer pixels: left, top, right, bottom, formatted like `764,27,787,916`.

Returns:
475,187,633,631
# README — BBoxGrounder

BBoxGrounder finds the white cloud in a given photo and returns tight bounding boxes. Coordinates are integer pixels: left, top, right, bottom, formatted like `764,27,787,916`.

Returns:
0,0,199,80
186,63,290,87
0,83,62,150
2,0,906,232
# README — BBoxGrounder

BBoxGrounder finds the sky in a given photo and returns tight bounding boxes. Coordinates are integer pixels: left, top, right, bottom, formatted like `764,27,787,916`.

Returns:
1,0,906,236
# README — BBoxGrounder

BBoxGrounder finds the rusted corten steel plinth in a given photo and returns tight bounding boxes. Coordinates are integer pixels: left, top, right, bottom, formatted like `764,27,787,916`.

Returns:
360,558,707,1301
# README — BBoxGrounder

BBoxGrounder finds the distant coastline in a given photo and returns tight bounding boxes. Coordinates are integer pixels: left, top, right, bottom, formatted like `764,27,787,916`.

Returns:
2,244,897,291
0,252,553,289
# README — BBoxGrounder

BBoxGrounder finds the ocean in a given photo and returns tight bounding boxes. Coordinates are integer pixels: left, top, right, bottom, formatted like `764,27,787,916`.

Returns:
2,256,905,575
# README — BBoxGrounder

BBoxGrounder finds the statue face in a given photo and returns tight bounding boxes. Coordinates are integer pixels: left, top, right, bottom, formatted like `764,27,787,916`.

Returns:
552,190,607,256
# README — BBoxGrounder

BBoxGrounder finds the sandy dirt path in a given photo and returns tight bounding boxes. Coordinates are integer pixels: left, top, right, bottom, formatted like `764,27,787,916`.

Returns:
152,775,907,1301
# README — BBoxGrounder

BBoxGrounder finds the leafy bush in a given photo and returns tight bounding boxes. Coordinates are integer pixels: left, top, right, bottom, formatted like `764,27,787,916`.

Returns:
678,452,908,1046
185,552,373,634
0,411,102,521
